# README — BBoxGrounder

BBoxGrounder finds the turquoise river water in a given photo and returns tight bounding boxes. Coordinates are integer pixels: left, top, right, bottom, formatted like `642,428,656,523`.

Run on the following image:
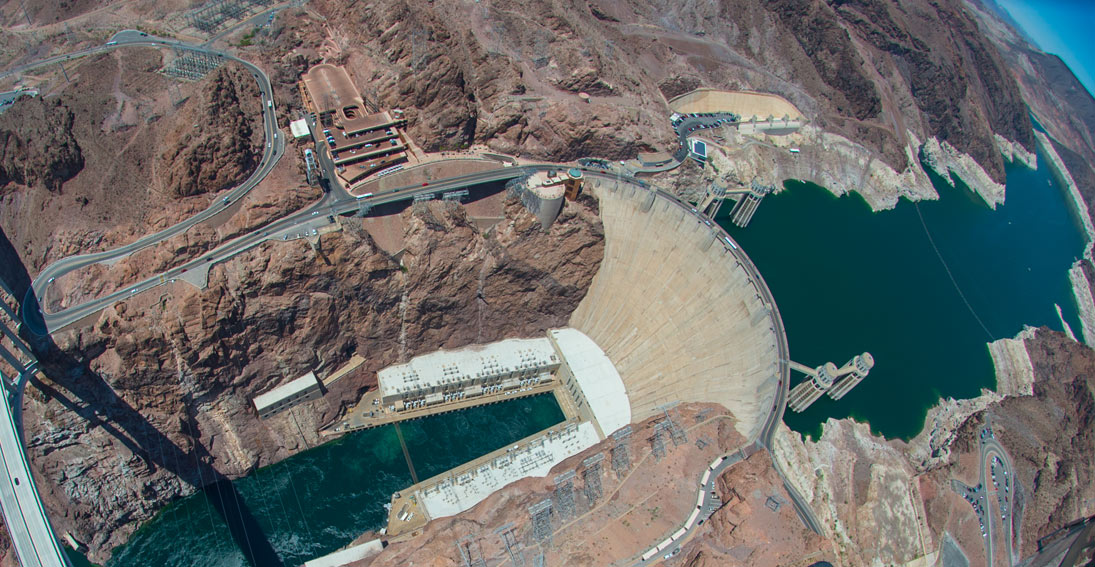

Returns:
725,151,1087,440
90,394,564,567
78,147,1085,566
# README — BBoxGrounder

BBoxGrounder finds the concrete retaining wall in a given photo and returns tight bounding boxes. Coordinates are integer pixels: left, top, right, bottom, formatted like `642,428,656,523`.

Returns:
569,179,781,440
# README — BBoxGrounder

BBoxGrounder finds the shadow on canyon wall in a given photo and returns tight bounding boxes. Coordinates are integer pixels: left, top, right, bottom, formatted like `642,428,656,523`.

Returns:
0,224,283,567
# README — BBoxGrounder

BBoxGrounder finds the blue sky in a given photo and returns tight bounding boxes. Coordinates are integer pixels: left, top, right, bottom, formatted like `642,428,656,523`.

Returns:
995,0,1095,97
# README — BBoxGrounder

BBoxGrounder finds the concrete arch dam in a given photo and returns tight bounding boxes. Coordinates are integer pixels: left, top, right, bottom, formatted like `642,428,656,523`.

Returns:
569,178,783,441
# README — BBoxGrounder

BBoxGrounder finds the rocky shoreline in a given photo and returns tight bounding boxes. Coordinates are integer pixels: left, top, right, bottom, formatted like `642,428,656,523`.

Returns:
921,136,1007,208
1036,130,1095,246
1069,260,1095,347
687,122,1040,214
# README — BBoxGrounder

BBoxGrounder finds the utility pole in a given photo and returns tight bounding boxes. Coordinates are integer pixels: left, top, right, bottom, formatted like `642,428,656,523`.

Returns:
19,0,31,26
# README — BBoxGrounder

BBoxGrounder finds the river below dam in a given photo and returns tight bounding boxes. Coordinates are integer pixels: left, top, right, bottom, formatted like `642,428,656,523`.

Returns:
91,394,564,567
73,149,1084,566
725,152,1087,440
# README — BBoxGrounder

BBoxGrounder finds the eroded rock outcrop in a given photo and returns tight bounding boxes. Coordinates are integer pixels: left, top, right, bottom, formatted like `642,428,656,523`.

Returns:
157,65,263,198
24,195,603,562
773,328,1095,565
0,97,84,193
277,0,1032,189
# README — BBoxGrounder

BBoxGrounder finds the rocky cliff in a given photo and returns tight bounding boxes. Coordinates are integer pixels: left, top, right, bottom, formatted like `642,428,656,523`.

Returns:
0,48,268,284
252,0,1032,189
0,97,84,193
772,328,1095,565
21,195,603,562
157,65,263,198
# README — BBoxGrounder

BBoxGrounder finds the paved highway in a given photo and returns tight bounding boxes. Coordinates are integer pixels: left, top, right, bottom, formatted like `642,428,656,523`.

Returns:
0,362,70,567
22,156,819,542
20,31,286,335
980,423,1016,567
10,44,817,553
633,447,752,565
27,164,538,332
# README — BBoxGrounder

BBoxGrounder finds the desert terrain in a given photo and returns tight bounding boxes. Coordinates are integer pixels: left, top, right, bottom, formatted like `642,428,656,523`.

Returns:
0,0,1094,566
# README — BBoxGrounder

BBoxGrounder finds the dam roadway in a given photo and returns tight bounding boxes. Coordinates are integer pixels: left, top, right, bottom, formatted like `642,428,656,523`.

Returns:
21,30,286,335
23,163,823,539
13,34,819,555
567,178,820,536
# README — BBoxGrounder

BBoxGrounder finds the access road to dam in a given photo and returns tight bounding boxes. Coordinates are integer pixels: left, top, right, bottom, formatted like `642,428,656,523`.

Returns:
8,31,823,565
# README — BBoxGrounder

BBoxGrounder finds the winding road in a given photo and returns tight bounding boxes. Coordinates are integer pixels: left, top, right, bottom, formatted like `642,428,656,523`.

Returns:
1,29,286,567
980,424,1017,567
20,31,286,335
6,30,823,565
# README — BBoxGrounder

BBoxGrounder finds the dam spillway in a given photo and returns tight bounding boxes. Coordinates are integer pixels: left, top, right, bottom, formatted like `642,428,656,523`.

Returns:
569,178,784,441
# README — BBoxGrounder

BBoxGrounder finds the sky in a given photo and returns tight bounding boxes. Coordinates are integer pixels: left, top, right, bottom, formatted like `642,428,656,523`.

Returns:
994,0,1095,97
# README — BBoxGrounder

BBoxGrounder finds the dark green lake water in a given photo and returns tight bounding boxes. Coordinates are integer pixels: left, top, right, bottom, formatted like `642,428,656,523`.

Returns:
724,152,1087,440
82,148,1085,565
100,394,564,567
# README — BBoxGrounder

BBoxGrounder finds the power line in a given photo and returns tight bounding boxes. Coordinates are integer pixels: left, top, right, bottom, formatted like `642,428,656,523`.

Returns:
285,409,314,538
913,201,995,341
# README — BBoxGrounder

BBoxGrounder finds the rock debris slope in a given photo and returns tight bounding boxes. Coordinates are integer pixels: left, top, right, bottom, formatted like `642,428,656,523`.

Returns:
20,196,603,562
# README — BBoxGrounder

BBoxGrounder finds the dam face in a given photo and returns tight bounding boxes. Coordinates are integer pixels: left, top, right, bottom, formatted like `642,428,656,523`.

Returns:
569,179,783,441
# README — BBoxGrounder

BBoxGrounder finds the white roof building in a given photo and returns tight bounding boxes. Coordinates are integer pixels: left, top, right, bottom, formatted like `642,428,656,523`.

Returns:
379,338,560,400
289,118,311,139
418,421,599,520
253,371,321,416
549,328,632,437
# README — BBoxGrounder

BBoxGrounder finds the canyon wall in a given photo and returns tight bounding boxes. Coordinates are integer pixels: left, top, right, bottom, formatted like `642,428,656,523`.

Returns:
20,195,603,562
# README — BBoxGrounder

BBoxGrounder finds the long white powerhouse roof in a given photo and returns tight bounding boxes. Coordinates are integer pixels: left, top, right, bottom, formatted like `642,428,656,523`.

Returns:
549,328,631,436
379,338,559,398
253,371,319,411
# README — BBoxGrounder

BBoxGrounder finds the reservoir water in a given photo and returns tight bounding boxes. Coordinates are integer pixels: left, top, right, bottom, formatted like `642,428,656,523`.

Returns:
83,148,1084,565
101,394,564,567
725,152,1087,440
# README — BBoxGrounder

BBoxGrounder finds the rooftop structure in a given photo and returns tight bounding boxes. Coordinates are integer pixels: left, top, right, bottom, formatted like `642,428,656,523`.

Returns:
690,139,708,162
289,118,310,139
298,64,410,188
415,421,599,521
301,64,365,123
253,371,322,419
379,328,632,535
378,338,560,405
302,539,384,567
548,328,631,438
509,169,584,229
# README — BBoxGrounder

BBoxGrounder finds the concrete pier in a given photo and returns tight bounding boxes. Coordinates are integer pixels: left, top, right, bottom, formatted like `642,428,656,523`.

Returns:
730,193,761,227
788,363,836,412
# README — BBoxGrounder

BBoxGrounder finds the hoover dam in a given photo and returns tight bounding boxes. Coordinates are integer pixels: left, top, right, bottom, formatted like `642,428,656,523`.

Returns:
371,172,790,546
571,177,785,441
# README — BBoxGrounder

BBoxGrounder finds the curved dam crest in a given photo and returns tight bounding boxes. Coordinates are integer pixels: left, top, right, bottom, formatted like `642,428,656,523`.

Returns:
570,178,782,441
99,176,787,565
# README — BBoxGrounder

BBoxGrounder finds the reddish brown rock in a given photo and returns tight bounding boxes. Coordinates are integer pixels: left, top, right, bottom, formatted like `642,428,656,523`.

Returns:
23,195,603,562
